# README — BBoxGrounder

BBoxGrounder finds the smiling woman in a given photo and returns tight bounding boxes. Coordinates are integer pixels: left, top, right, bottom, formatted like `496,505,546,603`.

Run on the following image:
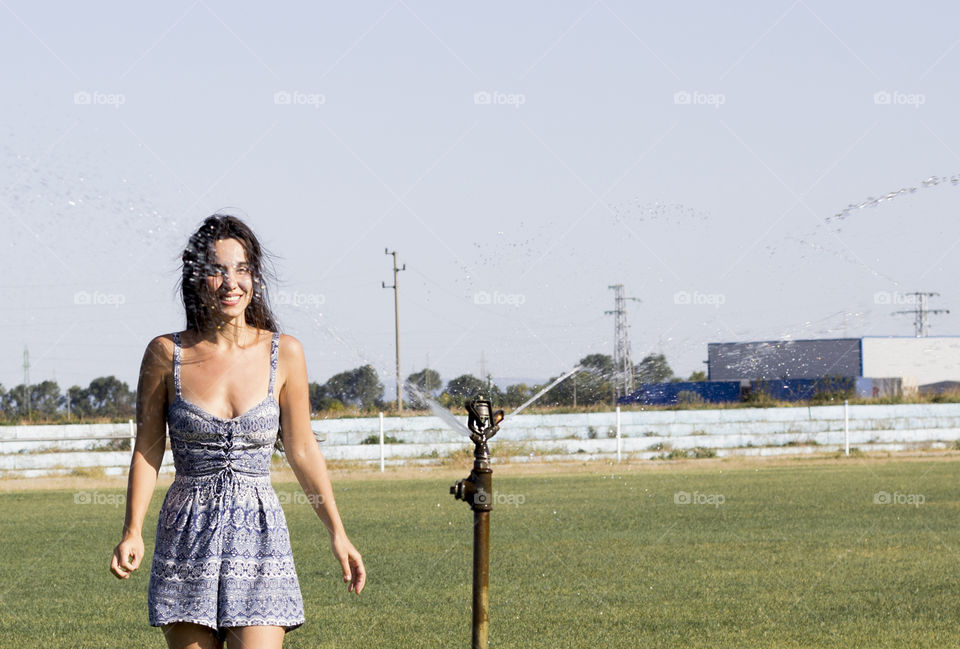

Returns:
179,216,278,335
109,214,365,649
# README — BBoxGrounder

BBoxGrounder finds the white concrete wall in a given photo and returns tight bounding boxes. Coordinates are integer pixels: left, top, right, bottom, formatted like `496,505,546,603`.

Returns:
5,403,960,476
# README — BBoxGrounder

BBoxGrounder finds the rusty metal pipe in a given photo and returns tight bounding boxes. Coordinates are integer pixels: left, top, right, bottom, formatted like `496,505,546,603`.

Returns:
472,509,489,649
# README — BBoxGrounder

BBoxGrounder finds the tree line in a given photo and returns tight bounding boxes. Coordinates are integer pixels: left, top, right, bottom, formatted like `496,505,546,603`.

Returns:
2,352,695,423
310,352,701,413
0,376,136,423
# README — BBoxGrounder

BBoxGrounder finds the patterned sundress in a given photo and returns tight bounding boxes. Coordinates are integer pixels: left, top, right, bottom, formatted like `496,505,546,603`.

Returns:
147,331,305,639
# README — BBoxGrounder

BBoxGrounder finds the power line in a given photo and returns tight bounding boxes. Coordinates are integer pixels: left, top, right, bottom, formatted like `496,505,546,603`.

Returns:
892,291,950,337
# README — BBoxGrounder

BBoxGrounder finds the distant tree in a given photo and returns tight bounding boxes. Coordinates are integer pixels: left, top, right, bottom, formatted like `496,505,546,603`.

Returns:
4,384,31,419
503,383,532,408
405,368,442,407
67,385,93,418
634,353,674,384
579,354,615,375
308,381,344,412
445,374,491,401
442,374,503,407
544,354,615,406
31,380,62,418
324,365,384,409
87,376,135,419
688,370,707,382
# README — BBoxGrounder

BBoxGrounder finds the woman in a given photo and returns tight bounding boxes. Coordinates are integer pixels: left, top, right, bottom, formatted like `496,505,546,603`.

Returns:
110,214,365,649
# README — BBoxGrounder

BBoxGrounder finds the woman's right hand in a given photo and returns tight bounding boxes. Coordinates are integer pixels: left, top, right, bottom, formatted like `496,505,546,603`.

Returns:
110,534,145,579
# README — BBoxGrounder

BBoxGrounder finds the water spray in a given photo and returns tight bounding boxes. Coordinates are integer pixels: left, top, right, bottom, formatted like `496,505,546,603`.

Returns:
450,395,504,649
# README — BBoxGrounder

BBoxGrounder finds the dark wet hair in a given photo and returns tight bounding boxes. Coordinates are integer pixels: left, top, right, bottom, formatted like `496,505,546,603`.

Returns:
179,214,280,334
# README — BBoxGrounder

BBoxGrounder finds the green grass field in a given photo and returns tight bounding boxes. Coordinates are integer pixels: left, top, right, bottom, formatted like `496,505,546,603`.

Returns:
1,458,958,648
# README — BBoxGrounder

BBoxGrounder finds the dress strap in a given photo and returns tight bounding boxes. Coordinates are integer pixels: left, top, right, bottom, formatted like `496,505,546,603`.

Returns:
172,332,182,398
268,332,280,398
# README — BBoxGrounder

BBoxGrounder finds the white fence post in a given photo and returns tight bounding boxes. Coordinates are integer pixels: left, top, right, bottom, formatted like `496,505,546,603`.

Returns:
616,406,622,463
128,419,135,451
379,412,385,472
844,400,849,456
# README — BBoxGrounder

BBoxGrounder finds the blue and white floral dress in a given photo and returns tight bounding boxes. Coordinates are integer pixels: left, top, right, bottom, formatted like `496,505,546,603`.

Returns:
148,331,305,638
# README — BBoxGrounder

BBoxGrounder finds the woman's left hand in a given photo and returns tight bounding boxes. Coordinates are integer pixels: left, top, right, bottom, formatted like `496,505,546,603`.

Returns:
331,533,365,594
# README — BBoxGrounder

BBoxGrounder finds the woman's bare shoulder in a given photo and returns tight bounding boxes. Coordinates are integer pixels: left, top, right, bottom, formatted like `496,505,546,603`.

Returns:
140,333,177,371
276,333,305,359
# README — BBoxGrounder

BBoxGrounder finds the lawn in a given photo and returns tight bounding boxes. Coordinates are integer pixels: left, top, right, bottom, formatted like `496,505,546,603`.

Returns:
0,457,957,647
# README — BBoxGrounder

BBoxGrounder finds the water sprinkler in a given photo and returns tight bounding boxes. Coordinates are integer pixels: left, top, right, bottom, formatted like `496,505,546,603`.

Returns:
450,395,504,649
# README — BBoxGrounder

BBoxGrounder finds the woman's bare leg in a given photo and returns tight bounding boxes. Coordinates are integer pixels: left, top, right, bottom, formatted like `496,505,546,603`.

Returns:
162,622,224,649
224,625,285,648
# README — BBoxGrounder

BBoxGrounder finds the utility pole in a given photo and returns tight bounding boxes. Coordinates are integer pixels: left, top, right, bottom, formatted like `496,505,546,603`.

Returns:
382,249,406,413
605,284,641,400
23,345,30,418
893,291,949,337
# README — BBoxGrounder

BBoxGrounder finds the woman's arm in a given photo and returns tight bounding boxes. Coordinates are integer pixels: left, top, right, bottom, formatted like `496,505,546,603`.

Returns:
278,334,366,594
110,336,169,579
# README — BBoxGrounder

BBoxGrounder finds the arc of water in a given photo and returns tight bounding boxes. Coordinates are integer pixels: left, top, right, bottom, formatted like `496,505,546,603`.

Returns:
403,365,583,437
503,365,582,421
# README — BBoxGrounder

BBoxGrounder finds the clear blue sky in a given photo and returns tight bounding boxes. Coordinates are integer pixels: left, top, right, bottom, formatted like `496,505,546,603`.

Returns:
3,1,959,393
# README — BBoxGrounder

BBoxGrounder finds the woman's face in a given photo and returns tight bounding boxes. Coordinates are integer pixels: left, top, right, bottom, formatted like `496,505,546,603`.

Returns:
204,238,254,318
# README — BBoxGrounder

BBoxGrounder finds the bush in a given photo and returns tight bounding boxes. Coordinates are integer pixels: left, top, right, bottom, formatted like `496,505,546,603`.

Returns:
677,391,706,406
361,434,404,444
743,388,776,407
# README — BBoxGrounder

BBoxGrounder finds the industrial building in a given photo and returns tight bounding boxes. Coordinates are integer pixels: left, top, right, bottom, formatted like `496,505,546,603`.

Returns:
620,336,960,405
708,336,960,392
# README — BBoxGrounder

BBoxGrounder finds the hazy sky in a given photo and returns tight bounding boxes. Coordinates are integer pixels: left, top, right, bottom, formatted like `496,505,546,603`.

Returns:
3,1,960,395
